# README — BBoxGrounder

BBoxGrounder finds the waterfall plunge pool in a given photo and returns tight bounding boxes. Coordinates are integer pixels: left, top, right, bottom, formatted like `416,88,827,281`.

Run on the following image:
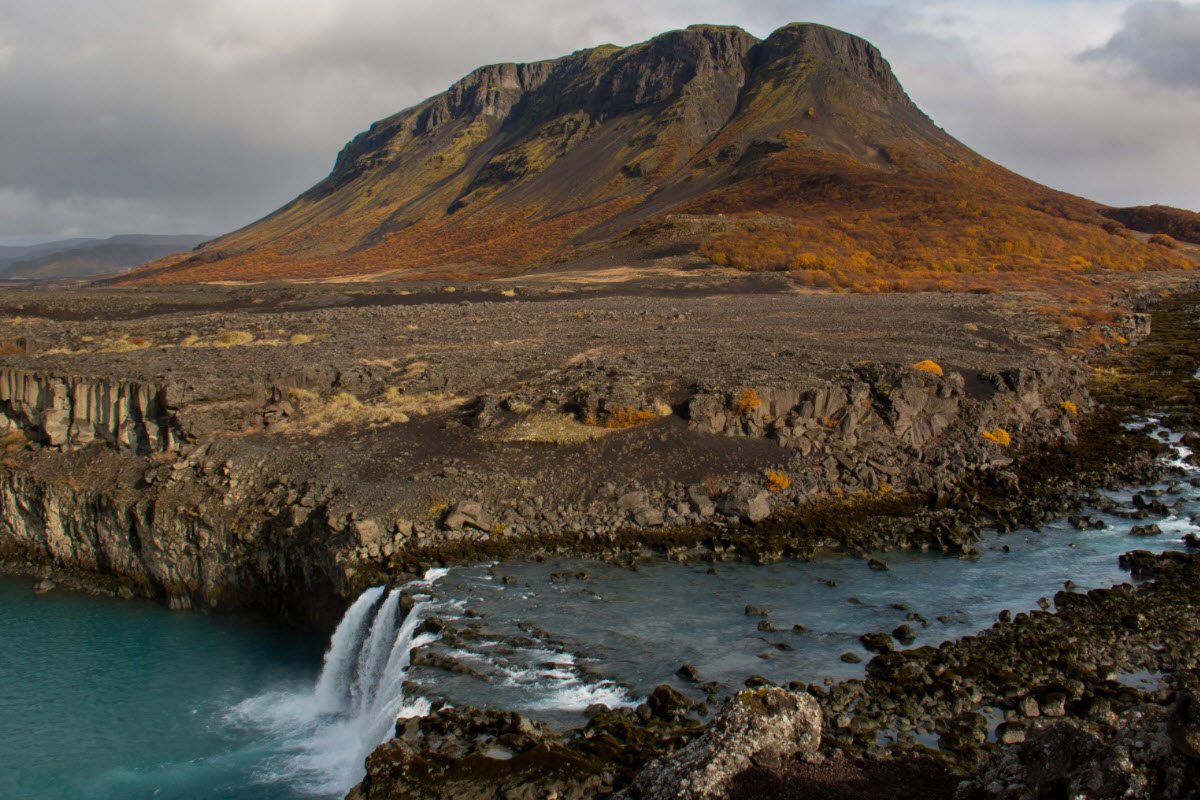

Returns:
1,422,1197,799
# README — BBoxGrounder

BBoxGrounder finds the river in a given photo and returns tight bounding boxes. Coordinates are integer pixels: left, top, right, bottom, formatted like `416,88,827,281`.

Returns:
0,420,1195,799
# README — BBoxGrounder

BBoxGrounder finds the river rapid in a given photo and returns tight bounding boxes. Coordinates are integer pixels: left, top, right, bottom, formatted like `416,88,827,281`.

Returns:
0,421,1196,799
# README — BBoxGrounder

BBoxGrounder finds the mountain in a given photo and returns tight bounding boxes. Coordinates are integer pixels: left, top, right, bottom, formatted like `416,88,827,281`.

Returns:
120,22,1194,287
1,234,210,281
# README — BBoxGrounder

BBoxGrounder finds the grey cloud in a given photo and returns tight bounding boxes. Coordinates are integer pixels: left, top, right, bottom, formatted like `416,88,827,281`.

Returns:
1083,1,1200,89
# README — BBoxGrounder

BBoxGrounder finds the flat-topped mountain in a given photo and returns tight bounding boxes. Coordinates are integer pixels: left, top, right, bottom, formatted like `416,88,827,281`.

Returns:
122,23,1193,286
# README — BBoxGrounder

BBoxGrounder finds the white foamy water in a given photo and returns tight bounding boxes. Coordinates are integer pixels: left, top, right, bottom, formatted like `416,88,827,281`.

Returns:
226,570,446,797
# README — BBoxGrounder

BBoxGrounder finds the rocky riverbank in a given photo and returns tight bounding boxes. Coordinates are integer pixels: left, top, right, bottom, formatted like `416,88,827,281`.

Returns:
345,548,1200,799
1,276,1199,798
340,287,1200,798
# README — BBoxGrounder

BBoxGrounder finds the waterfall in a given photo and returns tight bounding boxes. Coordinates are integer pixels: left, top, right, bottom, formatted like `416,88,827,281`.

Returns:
312,586,385,711
228,569,447,797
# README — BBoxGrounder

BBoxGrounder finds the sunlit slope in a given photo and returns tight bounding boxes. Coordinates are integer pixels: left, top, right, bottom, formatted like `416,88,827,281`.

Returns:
121,23,1193,285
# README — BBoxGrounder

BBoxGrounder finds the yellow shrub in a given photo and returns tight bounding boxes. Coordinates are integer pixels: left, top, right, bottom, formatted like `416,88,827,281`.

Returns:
2,430,28,454
1060,400,1078,415
603,406,657,429
981,428,1012,445
732,389,762,415
764,469,791,492
912,360,943,377
214,331,254,348
99,335,151,353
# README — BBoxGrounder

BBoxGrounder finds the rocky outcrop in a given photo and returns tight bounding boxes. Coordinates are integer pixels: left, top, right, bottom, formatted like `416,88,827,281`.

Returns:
350,686,707,800
0,456,354,629
623,687,822,800
688,360,1088,456
0,368,182,453
957,704,1200,799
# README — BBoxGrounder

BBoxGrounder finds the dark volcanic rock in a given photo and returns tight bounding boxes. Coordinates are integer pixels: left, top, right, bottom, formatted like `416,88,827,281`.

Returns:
622,687,821,800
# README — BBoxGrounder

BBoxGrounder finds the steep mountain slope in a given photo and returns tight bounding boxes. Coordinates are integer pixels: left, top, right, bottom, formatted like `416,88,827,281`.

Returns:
2,235,209,280
122,23,1193,286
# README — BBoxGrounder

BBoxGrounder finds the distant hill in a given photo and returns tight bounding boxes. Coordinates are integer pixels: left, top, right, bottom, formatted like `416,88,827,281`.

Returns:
0,234,210,280
1102,205,1200,246
119,22,1194,291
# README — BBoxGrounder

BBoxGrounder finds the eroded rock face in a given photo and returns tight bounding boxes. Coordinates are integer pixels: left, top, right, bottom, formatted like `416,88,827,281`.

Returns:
687,360,1086,458
622,687,822,800
0,368,181,454
0,452,352,629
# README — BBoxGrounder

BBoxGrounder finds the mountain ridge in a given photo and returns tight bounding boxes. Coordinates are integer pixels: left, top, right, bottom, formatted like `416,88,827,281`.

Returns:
119,22,1193,288
1,234,209,281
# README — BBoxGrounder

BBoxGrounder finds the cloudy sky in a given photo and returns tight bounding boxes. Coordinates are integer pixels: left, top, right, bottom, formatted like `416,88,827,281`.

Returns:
0,0,1197,245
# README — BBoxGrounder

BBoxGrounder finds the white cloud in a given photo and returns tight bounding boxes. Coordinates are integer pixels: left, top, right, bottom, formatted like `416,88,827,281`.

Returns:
169,0,344,70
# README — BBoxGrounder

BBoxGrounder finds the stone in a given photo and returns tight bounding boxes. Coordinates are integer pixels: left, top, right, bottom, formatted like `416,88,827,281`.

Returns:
442,500,494,532
351,518,384,548
1168,690,1200,760
633,507,664,527
859,632,894,653
1130,523,1162,536
718,485,771,523
1039,692,1067,718
686,485,716,518
996,720,1027,745
647,684,693,720
624,687,821,800
617,491,648,512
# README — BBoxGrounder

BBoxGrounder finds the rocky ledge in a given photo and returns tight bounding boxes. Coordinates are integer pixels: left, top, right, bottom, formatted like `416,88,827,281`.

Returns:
0,276,1175,628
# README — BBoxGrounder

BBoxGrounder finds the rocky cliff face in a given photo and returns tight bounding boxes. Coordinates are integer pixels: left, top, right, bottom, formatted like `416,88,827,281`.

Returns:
0,356,1089,629
0,445,355,629
0,368,182,454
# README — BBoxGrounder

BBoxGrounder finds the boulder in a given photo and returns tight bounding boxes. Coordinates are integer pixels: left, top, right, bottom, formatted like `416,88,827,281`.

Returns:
1168,691,1200,760
860,632,894,653
686,485,716,518
718,485,771,523
442,501,494,532
618,491,649,513
351,518,385,548
634,507,664,527
623,687,821,800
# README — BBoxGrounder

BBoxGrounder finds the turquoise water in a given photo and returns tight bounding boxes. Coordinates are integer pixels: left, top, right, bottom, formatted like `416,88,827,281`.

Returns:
0,578,323,800
0,421,1195,799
